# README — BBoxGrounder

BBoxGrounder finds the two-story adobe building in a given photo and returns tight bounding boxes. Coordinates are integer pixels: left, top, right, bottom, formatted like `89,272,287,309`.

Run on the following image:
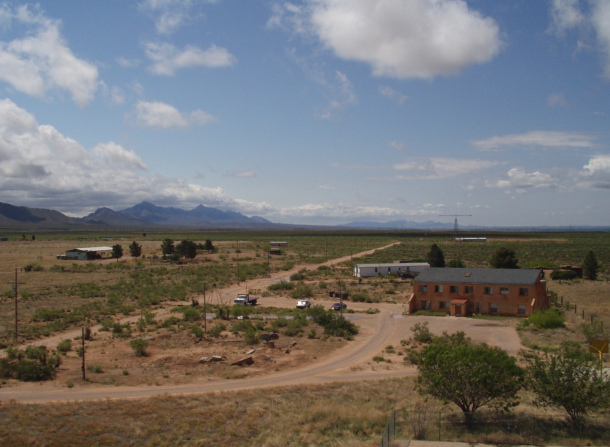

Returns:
408,268,550,317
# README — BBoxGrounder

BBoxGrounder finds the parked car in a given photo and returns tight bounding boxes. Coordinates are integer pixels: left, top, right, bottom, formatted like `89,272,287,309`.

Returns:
331,302,347,311
296,299,311,309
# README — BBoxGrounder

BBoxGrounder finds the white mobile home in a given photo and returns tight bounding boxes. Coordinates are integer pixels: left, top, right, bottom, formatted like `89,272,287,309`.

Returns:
354,262,430,278
63,246,113,260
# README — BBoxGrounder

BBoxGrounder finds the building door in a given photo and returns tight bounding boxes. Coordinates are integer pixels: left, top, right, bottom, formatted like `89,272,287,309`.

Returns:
454,305,462,316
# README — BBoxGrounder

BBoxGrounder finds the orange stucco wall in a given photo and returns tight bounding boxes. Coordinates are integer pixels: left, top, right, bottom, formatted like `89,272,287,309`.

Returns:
408,279,549,316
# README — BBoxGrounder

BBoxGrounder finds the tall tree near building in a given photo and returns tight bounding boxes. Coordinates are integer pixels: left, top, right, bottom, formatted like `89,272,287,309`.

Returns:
176,240,197,259
129,241,142,258
582,250,599,280
161,238,174,259
426,244,446,267
111,244,123,261
489,247,519,269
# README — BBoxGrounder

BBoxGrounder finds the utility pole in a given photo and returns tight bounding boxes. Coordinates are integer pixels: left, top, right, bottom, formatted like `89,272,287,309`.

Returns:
236,240,240,284
10,268,25,344
81,327,86,381
203,284,207,333
439,214,472,240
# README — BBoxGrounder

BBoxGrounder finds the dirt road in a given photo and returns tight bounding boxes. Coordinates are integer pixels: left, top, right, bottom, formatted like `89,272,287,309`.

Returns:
0,241,523,404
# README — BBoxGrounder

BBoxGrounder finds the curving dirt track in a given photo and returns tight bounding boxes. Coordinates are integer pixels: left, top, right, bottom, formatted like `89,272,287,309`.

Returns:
0,242,523,404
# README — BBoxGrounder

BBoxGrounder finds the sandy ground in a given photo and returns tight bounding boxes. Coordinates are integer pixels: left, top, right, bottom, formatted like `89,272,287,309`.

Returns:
0,242,523,404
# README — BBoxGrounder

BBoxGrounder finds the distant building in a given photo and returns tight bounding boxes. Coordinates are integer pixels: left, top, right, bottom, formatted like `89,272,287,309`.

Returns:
409,267,550,317
61,246,113,261
455,237,487,242
269,241,287,255
354,262,430,278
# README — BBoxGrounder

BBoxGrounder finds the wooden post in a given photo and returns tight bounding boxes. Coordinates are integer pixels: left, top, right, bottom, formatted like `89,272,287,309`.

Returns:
203,284,207,333
14,268,18,343
81,327,86,381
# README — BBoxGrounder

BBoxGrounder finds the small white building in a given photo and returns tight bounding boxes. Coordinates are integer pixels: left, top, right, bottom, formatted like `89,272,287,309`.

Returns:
62,246,113,260
354,262,430,278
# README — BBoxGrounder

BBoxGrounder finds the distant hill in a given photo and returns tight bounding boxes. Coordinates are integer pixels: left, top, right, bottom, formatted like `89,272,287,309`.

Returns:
0,202,77,229
118,201,272,228
0,201,274,230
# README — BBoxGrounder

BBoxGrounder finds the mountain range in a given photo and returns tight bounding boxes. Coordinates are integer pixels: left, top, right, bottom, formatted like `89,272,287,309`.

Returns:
1,201,609,231
0,201,275,230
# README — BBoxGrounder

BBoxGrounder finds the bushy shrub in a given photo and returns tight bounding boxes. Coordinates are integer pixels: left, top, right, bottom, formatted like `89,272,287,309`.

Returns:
57,339,72,354
130,338,148,357
209,323,226,338
528,308,566,329
550,269,578,280
267,281,295,292
289,270,306,281
1,346,58,382
284,320,304,337
307,306,358,338
190,325,204,338
290,283,314,299
411,322,433,343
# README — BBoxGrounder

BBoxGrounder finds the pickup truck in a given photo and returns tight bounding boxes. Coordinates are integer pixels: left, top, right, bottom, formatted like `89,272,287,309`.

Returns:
233,293,258,306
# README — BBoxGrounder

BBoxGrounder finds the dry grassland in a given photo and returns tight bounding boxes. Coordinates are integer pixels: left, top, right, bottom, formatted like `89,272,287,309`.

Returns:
0,231,609,446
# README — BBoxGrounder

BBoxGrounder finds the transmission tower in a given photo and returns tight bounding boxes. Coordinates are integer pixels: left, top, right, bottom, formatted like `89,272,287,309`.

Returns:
439,214,472,239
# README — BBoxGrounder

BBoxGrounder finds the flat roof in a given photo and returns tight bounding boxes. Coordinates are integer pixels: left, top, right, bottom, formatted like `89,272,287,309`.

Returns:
414,267,541,286
68,246,113,252
356,263,430,268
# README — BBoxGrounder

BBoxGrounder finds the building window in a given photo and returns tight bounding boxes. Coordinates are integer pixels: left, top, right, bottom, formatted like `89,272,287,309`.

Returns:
450,285,459,293
490,303,498,313
500,287,509,295
484,287,493,295
518,304,526,315
434,285,444,293
421,300,431,310
464,286,473,294
439,301,449,309
419,285,428,293
519,287,529,296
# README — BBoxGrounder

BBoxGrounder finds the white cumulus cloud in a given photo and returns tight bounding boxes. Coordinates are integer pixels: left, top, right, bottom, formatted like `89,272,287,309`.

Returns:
134,100,216,128
0,98,268,216
487,167,558,190
582,154,610,188
272,0,503,79
0,4,99,106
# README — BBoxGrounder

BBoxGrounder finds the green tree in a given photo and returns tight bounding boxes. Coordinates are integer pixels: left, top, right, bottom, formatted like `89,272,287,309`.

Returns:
417,333,523,426
426,244,445,268
447,259,465,268
204,239,215,252
129,241,142,258
176,240,197,259
130,338,149,357
525,346,610,427
489,247,519,269
583,250,599,280
111,244,123,261
161,238,174,259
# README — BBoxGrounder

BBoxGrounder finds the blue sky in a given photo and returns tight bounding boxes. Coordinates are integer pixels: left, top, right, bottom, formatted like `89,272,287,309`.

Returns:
0,0,609,227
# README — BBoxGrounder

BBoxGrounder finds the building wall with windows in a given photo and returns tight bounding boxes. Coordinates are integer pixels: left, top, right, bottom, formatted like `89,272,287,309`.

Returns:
408,268,549,317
